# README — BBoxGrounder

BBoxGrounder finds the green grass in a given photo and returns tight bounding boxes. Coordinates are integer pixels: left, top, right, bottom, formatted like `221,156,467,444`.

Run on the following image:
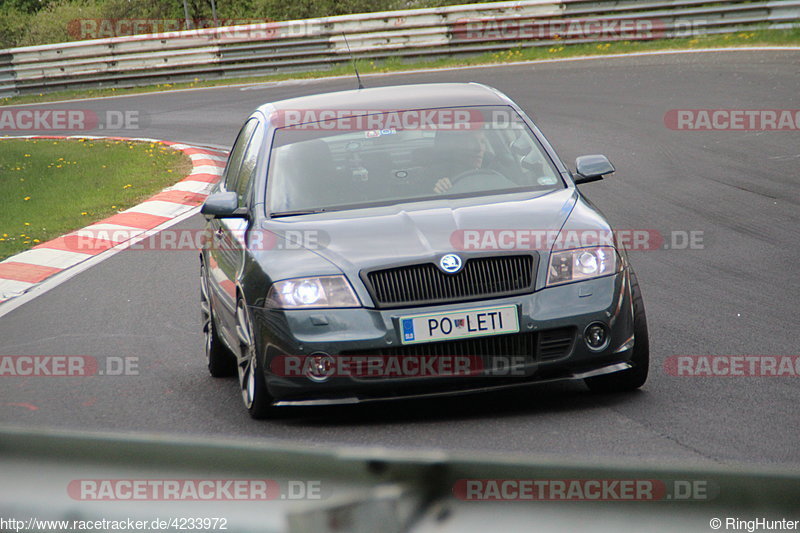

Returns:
1,27,798,106
0,138,191,260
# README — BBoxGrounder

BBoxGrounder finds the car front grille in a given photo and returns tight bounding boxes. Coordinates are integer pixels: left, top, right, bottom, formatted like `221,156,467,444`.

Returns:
363,254,536,308
340,327,575,361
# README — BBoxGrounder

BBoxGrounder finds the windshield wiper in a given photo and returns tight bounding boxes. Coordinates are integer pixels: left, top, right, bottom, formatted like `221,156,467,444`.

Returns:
270,208,328,218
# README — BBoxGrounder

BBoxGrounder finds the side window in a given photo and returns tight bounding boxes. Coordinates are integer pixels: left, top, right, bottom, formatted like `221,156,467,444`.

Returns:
222,119,257,191
234,121,264,207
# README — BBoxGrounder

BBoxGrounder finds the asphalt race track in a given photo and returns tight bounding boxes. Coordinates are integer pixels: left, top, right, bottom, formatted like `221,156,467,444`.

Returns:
1,50,798,467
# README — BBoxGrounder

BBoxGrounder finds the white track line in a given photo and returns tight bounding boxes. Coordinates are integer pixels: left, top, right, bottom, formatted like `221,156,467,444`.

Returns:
0,206,203,319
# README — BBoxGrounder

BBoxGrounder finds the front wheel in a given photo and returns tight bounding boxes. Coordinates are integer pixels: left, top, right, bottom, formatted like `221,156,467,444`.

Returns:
585,271,649,393
236,299,273,419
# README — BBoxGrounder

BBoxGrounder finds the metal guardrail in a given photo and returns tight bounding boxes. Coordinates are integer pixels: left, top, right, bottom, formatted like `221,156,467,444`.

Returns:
0,0,798,98
1,427,799,532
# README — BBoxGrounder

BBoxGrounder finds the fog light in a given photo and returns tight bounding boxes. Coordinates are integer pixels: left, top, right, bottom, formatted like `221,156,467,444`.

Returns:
305,352,334,382
584,323,609,351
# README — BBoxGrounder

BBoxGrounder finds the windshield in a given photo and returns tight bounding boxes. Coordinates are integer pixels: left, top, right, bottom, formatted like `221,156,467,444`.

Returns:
267,106,562,215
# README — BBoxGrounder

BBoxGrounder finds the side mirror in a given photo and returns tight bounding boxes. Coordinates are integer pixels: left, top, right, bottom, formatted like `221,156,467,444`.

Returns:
574,155,615,184
200,191,246,218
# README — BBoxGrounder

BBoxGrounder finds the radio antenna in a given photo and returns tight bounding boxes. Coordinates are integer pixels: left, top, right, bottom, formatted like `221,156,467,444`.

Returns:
342,33,364,90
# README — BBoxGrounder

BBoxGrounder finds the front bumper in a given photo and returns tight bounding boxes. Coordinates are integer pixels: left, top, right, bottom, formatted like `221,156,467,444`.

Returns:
252,269,636,403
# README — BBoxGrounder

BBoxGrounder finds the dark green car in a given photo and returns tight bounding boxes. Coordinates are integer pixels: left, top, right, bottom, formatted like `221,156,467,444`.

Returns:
200,83,649,418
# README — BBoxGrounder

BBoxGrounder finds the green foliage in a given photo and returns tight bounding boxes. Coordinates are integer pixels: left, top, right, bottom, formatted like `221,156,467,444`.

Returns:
98,0,184,20
3,0,56,14
0,4,29,49
0,0,489,48
16,0,102,47
251,0,472,21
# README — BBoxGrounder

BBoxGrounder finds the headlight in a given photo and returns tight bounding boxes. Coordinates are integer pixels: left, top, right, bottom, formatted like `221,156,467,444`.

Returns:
547,246,620,286
267,275,360,309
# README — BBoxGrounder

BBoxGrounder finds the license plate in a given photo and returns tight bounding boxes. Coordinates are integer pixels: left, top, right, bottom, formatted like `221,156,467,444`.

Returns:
399,305,519,345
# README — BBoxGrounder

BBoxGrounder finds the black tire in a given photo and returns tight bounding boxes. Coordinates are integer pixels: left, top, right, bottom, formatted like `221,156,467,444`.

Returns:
585,271,649,393
235,298,274,419
201,263,236,377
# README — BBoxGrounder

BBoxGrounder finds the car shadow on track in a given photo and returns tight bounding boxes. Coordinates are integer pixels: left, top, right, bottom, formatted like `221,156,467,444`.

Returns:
267,381,646,427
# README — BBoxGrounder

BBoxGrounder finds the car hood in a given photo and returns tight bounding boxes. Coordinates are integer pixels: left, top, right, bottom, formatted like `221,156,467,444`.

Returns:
262,188,579,274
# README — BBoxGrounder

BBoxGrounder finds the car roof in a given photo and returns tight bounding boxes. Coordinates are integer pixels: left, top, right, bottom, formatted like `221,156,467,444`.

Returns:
258,83,509,115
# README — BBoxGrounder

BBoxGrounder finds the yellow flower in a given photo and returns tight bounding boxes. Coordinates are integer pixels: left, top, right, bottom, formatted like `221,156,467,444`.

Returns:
23,196,30,201
23,222,30,226
24,154,30,157
33,239,40,243
81,212,88,215
111,205,117,209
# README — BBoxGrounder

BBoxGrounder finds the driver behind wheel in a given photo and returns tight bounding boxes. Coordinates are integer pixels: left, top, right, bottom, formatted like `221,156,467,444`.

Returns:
431,129,489,194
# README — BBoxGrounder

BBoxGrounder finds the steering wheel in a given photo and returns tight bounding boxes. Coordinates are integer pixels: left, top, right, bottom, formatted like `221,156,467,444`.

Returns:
450,168,508,192
449,167,507,185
